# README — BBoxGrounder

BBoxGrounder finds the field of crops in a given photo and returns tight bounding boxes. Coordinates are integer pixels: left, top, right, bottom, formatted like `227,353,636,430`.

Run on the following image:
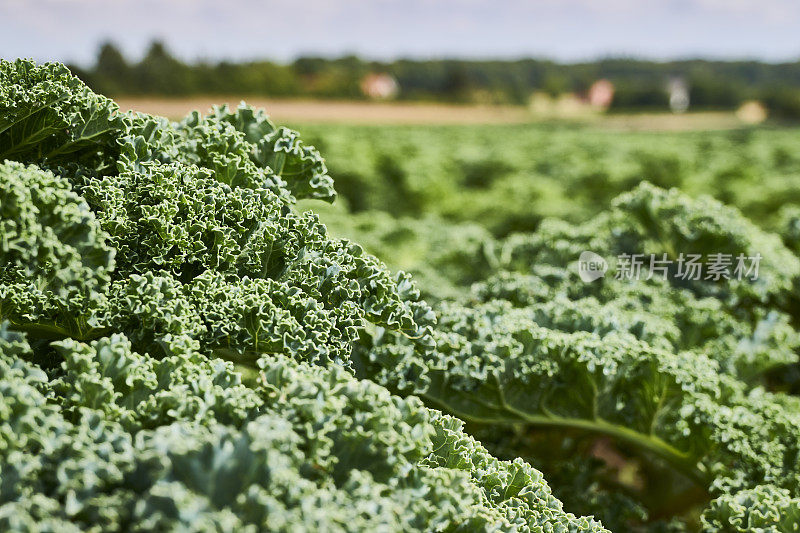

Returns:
298,124,800,532
3,59,800,532
298,123,800,234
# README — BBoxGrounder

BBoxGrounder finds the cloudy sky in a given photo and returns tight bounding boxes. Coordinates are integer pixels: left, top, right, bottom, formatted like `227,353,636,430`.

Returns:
2,0,799,66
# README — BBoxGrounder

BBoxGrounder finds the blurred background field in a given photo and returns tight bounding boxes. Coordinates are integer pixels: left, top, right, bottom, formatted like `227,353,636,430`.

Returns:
285,123,800,281
292,123,800,232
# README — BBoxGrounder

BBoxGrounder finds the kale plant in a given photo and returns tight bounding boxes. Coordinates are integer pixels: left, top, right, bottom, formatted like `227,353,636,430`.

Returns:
0,59,606,531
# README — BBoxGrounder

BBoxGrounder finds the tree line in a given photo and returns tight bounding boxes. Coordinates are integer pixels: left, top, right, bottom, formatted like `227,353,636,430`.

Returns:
68,41,800,117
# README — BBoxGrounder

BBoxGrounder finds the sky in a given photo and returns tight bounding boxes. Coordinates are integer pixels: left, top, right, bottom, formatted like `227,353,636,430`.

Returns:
1,0,800,66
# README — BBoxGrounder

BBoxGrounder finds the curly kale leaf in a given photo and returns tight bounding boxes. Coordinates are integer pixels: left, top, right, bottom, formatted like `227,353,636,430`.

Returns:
165,103,335,202
0,328,607,532
471,271,800,381
495,185,800,380
207,103,336,202
0,160,114,340
73,162,433,363
0,59,125,172
355,302,800,528
0,61,433,367
610,183,800,308
351,184,800,530
701,485,800,532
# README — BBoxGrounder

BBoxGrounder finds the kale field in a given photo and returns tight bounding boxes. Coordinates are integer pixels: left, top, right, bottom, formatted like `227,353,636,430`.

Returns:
298,122,800,236
3,59,800,532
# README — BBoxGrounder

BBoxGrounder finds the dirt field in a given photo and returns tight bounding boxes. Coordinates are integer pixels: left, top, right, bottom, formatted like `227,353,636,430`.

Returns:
115,97,533,125
114,97,745,131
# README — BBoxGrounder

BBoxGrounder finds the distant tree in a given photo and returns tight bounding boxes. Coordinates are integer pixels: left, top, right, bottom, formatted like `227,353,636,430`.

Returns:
95,42,130,92
761,87,800,120
292,55,366,98
688,73,744,109
442,62,471,102
609,80,669,111
293,56,328,77
72,47,800,112
133,40,195,95
541,73,569,97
